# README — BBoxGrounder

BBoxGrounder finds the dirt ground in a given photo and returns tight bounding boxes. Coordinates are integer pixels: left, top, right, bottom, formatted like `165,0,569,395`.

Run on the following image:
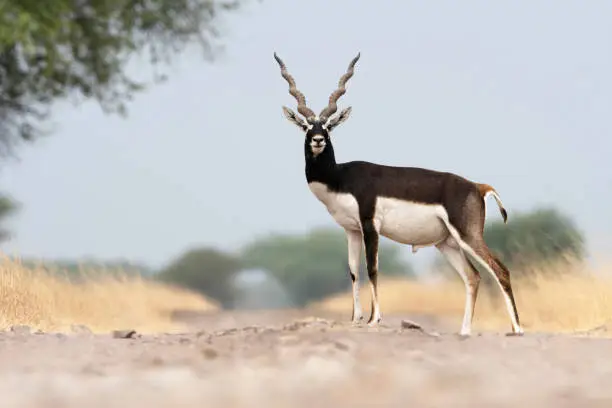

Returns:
1,309,611,408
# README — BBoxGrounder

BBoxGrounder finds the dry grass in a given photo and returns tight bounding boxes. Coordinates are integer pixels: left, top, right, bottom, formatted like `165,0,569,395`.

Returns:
312,257,612,334
0,256,219,333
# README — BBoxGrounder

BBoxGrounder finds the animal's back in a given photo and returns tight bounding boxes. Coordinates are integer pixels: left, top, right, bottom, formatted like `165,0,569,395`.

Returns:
335,160,473,206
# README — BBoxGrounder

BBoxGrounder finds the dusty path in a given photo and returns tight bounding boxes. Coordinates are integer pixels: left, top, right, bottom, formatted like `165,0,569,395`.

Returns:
1,310,611,407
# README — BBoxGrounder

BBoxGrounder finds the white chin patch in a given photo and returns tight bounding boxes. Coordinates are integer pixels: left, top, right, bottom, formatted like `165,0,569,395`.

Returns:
310,144,325,156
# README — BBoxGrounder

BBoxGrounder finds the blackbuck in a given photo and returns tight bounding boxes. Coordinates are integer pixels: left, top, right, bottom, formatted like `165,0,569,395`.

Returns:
273,52,523,336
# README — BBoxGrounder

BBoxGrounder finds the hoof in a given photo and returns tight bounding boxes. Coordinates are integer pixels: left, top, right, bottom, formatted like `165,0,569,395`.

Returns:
506,327,525,336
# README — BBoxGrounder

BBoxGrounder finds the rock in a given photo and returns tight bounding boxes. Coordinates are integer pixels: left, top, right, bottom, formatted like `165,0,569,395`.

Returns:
214,328,238,337
150,356,165,366
242,325,263,333
112,329,139,339
201,348,219,360
399,320,441,338
401,319,423,330
9,325,32,335
333,340,350,352
283,317,334,332
283,322,301,332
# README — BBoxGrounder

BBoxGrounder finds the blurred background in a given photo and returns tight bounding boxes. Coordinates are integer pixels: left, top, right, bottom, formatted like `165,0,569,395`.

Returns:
0,0,610,333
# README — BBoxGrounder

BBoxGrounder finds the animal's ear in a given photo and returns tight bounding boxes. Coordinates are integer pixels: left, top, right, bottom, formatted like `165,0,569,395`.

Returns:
282,106,308,131
326,107,352,131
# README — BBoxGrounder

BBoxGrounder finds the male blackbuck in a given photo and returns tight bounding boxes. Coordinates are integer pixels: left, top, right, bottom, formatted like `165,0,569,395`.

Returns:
273,52,523,336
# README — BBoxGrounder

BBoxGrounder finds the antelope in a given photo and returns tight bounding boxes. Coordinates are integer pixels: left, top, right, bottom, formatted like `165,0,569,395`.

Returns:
273,52,523,336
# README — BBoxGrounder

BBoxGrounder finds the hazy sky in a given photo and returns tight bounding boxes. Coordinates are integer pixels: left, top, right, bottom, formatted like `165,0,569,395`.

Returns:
0,0,610,271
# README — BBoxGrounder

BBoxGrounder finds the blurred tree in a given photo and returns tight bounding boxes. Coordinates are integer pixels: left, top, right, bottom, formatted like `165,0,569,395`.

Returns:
484,207,585,267
0,193,18,242
241,227,415,307
0,0,244,155
155,247,242,308
433,206,586,282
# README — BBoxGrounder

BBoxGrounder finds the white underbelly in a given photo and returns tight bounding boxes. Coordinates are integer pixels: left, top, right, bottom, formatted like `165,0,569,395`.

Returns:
308,182,450,247
375,197,449,246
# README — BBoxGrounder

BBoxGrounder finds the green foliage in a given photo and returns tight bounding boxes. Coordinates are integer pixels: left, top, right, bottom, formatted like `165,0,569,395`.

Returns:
241,227,415,307
484,207,585,268
0,0,243,154
433,206,586,283
0,193,19,242
155,247,242,308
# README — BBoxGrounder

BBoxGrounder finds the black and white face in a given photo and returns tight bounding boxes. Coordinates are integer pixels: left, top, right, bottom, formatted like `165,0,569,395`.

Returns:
281,106,352,156
306,120,329,157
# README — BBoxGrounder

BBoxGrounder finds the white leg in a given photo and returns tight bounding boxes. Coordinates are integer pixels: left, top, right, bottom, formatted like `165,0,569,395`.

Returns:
346,229,363,323
362,219,382,327
368,228,382,327
368,273,382,327
437,240,480,336
462,245,523,335
438,214,523,334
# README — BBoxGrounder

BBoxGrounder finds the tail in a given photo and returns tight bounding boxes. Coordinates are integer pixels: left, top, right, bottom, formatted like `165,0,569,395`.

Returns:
478,183,508,224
